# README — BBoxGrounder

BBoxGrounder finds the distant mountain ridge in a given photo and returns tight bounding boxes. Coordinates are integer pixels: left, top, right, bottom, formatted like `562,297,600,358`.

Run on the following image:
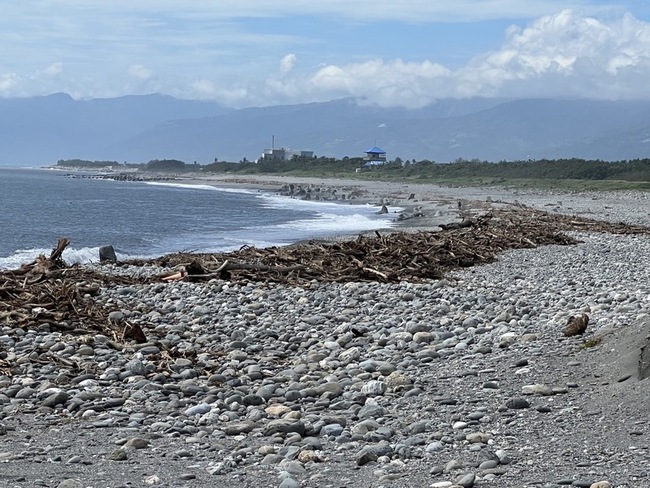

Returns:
1,93,650,166
0,93,232,166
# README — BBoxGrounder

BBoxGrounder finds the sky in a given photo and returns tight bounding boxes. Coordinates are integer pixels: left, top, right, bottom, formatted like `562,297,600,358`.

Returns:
2,1,650,108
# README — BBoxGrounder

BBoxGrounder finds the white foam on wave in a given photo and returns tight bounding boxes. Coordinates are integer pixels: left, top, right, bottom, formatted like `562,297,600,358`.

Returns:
273,211,396,233
226,211,398,250
144,182,399,232
0,246,133,270
144,181,261,196
156,209,398,255
257,194,403,232
258,192,368,212
0,180,402,267
145,181,400,218
258,193,405,218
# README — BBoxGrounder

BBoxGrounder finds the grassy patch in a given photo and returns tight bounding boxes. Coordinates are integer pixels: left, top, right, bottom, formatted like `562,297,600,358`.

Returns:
580,336,603,349
210,168,650,191
365,176,650,191
201,158,650,192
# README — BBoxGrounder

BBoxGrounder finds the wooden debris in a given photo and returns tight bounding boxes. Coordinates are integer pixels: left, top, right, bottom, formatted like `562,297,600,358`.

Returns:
8,237,70,277
439,220,474,231
122,322,148,343
142,206,650,285
564,313,590,337
0,206,649,343
161,270,187,281
0,238,150,344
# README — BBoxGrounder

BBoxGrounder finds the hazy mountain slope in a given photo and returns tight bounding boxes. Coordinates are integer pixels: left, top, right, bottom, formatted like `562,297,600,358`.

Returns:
0,93,231,165
117,97,650,163
2,93,650,165
372,98,650,161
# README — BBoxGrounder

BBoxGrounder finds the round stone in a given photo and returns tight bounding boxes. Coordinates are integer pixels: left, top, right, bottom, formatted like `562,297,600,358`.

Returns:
505,397,530,410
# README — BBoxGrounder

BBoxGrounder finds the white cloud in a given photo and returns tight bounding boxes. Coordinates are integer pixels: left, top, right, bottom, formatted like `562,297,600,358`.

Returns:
0,73,19,92
3,5,650,107
458,9,650,99
251,9,650,107
307,59,451,108
43,62,63,76
128,64,153,80
13,0,619,24
280,54,297,75
189,79,249,105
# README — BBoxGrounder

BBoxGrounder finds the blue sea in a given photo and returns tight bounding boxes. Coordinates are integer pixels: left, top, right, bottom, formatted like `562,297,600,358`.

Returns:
0,168,397,270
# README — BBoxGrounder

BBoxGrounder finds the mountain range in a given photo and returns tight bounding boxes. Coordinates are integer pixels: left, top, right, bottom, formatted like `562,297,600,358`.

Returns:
2,93,650,166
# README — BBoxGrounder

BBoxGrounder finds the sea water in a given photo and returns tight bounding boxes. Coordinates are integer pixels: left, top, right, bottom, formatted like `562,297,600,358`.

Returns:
0,168,397,269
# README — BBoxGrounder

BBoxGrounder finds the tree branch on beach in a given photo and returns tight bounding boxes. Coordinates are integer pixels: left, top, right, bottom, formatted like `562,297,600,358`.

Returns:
154,206,650,285
8,237,70,277
2,206,650,346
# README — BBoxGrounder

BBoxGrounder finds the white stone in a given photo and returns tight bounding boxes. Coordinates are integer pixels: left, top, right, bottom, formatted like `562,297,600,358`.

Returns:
522,384,554,396
361,380,387,396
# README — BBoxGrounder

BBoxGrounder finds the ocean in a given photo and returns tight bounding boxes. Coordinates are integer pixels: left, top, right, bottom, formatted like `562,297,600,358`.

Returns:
0,168,397,270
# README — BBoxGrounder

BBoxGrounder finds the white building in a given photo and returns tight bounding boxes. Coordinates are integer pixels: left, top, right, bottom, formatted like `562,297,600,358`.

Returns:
257,147,314,162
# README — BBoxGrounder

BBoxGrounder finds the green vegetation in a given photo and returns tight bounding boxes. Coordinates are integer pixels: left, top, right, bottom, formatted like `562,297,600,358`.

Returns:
56,158,196,172
56,159,124,169
581,336,603,349
55,156,650,190
204,156,650,190
203,155,363,176
143,159,188,172
397,158,650,182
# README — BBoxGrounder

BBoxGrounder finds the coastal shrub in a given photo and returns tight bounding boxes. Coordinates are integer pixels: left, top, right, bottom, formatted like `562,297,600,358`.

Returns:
144,159,187,172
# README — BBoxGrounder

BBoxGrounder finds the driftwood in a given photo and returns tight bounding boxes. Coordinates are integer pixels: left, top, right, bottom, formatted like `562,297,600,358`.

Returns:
439,220,474,231
9,237,70,277
0,237,149,344
150,207,650,285
2,207,650,343
215,260,307,275
564,313,590,337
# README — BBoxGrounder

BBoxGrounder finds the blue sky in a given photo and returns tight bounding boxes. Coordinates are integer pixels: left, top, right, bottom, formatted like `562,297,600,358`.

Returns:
2,1,650,107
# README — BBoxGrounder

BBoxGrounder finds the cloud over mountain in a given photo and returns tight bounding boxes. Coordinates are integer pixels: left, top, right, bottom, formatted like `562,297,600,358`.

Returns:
462,9,650,99
262,10,650,107
2,4,650,107
3,94,650,166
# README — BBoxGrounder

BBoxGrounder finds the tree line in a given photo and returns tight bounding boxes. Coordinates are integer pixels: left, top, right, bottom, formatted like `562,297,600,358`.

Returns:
55,157,650,182
203,156,650,182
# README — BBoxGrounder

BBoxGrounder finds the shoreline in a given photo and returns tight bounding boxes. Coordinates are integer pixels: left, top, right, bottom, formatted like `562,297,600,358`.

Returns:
1,171,650,486
49,167,650,232
4,168,649,270
173,172,650,229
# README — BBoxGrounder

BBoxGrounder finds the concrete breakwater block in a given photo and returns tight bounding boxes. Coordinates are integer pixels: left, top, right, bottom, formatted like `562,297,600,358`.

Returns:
99,245,117,263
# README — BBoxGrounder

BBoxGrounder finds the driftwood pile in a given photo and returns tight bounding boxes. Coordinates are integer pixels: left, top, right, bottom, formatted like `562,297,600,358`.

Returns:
1,207,649,337
0,239,147,340
148,207,650,284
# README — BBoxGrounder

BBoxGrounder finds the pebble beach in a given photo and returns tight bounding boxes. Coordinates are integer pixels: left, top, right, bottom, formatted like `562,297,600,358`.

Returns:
1,176,649,488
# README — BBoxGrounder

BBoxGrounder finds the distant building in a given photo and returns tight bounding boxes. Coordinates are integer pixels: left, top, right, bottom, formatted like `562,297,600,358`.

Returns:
257,147,314,162
363,146,387,167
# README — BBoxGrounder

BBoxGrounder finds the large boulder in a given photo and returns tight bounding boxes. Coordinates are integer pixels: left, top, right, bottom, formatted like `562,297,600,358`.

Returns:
99,245,117,263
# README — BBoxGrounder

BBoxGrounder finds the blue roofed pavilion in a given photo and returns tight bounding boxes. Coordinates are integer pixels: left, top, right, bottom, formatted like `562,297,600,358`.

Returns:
365,146,386,156
363,146,387,166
